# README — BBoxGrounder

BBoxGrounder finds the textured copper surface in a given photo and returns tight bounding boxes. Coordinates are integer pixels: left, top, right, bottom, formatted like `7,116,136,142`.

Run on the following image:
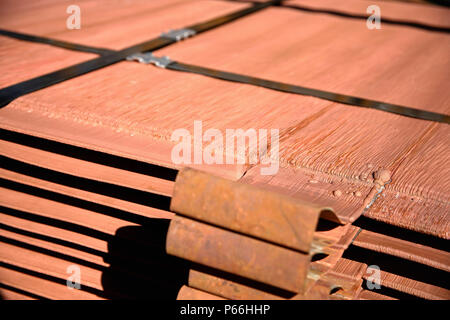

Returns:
187,268,347,300
0,37,95,88
3,15,448,235
177,285,226,300
318,250,450,300
0,0,249,49
0,210,108,255
0,139,174,197
0,186,183,299
0,226,107,268
0,241,105,292
0,107,245,180
157,2,450,237
241,166,370,224
159,3,450,113
188,268,286,300
0,187,139,236
357,290,396,300
363,265,450,300
318,258,366,300
286,0,450,29
1,158,447,300
0,168,174,221
0,160,353,300
309,225,360,279
0,0,448,233
0,287,37,300
0,266,103,300
186,251,449,300
353,229,450,272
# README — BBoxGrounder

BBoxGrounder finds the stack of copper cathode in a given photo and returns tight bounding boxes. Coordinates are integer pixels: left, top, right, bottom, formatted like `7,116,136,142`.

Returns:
0,0,449,300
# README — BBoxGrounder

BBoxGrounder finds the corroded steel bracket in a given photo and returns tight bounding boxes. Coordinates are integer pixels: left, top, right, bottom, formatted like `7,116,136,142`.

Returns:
167,216,310,292
170,167,333,253
166,168,336,294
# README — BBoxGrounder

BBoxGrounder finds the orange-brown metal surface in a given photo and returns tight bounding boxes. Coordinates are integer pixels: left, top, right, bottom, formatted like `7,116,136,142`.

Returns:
166,216,310,293
171,168,327,253
0,266,104,300
188,268,287,300
353,229,450,272
177,285,226,300
357,290,396,301
362,266,450,300
0,0,250,50
0,139,174,197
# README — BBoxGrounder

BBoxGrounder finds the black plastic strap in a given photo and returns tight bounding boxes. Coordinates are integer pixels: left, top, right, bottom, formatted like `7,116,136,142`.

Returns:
0,0,281,108
165,61,450,124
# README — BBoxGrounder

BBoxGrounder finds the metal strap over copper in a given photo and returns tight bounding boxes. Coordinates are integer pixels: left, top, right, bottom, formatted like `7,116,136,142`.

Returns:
164,61,450,124
0,36,173,108
1,0,448,124
281,4,450,34
0,0,281,108
0,29,114,55
226,0,450,34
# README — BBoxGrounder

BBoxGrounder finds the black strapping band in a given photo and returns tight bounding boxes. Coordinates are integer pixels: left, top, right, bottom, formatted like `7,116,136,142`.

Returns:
0,37,172,108
281,3,450,34
0,29,114,55
0,0,281,108
225,0,450,33
164,61,450,124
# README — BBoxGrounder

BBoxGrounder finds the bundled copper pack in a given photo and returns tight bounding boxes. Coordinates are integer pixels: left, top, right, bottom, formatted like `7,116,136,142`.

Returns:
0,0,449,301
